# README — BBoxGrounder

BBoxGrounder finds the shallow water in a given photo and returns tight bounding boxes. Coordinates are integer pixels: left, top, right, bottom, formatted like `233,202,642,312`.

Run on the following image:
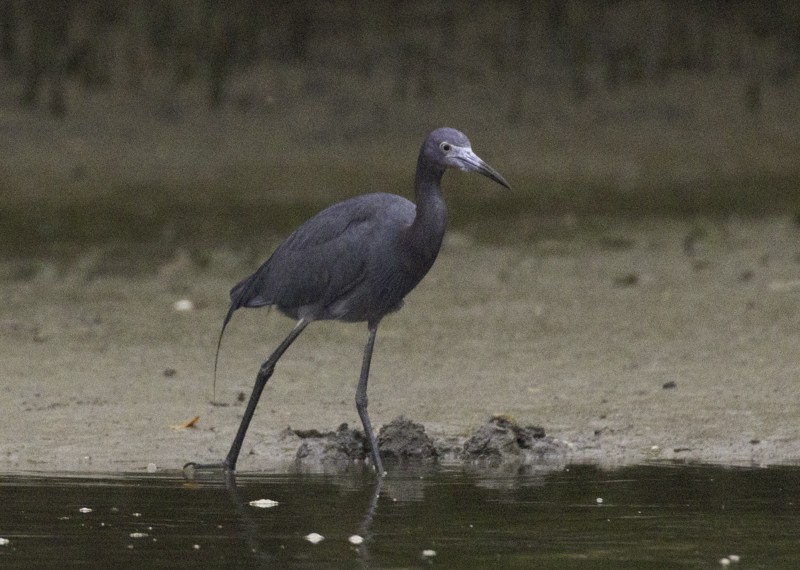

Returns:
1,464,798,569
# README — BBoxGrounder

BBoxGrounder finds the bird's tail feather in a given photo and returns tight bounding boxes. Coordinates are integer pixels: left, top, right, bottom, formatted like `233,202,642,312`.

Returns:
212,302,237,402
212,272,270,401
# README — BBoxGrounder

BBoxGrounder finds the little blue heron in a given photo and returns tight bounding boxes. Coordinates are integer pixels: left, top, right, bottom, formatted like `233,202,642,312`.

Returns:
189,128,510,475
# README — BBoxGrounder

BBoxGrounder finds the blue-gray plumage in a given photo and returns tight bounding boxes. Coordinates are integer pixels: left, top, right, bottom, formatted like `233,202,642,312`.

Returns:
190,128,510,476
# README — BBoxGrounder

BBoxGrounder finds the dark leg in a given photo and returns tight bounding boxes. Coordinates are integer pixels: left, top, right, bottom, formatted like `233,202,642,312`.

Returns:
223,318,309,470
356,320,384,476
186,319,309,473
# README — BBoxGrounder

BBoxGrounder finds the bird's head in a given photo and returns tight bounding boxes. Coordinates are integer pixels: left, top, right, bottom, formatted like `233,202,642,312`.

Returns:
424,127,511,189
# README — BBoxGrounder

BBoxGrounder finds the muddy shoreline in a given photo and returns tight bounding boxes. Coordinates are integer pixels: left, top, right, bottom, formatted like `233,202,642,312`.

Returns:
2,216,799,474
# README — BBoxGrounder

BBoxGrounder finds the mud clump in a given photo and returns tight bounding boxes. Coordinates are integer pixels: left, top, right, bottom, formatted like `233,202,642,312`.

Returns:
461,416,564,466
295,423,369,464
377,416,437,461
292,416,565,469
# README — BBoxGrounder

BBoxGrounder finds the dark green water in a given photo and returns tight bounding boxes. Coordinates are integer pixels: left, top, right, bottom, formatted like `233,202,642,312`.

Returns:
0,464,798,569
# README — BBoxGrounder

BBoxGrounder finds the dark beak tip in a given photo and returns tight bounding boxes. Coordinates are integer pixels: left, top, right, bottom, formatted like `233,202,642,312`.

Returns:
489,171,511,190
462,150,510,190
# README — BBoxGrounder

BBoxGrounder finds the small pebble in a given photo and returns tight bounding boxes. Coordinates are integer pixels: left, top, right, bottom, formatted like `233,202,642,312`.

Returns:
173,299,194,312
305,532,324,544
422,549,437,557
719,558,731,566
729,555,740,562
130,532,148,538
348,535,364,545
249,499,279,509
146,463,157,473
613,273,639,287
79,507,92,514
596,497,604,504
0,538,9,546
193,544,200,550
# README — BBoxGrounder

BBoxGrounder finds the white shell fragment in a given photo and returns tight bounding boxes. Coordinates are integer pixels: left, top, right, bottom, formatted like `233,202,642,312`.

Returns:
348,535,364,545
304,532,324,544
130,532,149,538
146,463,157,473
173,299,195,312
422,549,437,557
729,555,740,562
79,507,92,513
248,499,279,509
768,279,800,292
596,497,604,504
0,538,9,546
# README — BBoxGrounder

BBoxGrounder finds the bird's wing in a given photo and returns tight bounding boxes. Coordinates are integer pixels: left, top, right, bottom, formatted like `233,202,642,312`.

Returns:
233,194,412,312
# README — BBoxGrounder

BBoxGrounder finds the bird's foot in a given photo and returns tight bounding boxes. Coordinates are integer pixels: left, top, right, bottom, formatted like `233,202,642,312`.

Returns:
182,460,231,479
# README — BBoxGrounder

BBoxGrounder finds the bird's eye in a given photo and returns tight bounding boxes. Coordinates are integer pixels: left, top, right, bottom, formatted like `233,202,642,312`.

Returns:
440,142,452,152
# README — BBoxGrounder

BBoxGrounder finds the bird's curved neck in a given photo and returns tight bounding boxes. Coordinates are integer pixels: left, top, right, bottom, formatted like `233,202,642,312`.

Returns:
407,156,447,263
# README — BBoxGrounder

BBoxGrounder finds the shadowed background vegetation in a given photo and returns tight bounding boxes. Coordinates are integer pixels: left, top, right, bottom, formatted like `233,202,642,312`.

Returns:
1,0,799,258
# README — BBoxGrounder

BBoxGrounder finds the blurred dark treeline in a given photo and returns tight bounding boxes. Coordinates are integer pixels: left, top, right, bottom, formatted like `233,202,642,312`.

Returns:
1,0,798,120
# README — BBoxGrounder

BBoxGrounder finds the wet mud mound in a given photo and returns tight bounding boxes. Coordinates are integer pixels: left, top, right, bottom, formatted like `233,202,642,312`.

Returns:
293,417,438,465
461,416,569,466
376,416,437,461
294,424,369,464
291,416,567,469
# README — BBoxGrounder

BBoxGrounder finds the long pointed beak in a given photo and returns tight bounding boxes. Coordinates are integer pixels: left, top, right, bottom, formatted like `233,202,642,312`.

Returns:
456,148,511,190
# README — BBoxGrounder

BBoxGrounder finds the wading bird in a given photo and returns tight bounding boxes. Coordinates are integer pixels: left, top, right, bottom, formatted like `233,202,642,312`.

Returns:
188,127,509,476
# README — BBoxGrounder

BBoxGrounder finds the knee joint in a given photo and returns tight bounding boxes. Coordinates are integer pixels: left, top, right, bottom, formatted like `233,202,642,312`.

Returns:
258,362,275,378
